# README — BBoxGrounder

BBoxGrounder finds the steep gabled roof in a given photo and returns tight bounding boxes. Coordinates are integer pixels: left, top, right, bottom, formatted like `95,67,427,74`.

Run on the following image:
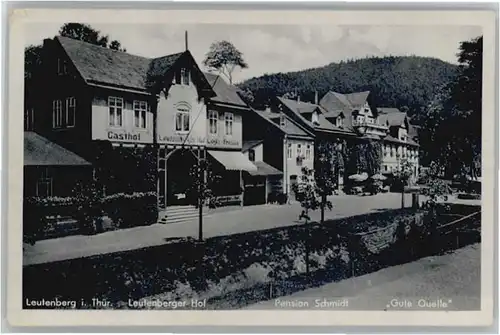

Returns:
204,72,248,108
345,91,370,108
252,109,314,139
378,110,408,128
56,36,212,95
319,90,370,114
24,132,91,166
278,97,355,135
277,97,321,115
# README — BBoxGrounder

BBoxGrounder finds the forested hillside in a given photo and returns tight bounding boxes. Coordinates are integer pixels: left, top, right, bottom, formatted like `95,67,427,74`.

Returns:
237,56,458,120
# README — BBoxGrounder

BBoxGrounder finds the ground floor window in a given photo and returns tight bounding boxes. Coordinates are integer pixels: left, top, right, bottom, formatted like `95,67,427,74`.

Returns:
25,108,34,131
36,168,52,197
305,144,311,160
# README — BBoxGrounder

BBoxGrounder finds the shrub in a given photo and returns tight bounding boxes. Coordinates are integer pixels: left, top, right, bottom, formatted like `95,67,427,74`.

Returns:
267,192,288,205
72,181,105,234
23,196,77,243
103,192,158,228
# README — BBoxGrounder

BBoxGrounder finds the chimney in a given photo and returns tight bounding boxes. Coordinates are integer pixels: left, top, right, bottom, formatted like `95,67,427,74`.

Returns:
265,105,271,113
315,91,318,105
185,31,188,51
297,95,300,103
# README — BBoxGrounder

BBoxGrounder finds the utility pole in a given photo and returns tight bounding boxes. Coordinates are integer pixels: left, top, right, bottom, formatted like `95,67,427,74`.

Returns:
198,148,207,242
152,91,160,211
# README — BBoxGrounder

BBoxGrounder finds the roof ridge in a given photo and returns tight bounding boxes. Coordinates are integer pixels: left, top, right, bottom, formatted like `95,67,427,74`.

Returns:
57,35,184,62
279,96,319,107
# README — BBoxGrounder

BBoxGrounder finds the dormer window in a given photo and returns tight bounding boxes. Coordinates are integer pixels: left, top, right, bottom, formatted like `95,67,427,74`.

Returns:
280,115,286,127
248,149,255,162
336,117,343,127
181,68,190,85
311,112,319,125
173,68,190,85
57,58,68,75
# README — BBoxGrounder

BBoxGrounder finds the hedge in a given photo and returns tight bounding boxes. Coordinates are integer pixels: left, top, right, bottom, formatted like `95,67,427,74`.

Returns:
102,192,158,228
23,191,159,242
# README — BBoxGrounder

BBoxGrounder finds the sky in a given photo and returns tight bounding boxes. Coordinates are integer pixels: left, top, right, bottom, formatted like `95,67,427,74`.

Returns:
25,23,482,84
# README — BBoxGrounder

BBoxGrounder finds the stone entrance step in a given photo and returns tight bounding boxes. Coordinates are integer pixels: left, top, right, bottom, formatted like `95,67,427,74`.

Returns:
158,205,208,224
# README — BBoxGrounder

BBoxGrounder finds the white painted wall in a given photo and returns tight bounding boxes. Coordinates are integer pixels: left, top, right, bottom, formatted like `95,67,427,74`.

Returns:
91,94,154,144
243,142,263,161
283,138,314,194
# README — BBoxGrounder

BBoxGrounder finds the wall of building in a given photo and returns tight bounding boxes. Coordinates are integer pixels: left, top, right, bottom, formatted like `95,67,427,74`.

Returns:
91,89,154,144
157,75,207,147
283,137,315,194
252,143,264,161
381,142,419,177
206,105,243,150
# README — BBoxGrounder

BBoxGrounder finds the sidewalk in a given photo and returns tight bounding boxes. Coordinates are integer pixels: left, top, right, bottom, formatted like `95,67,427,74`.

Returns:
23,192,476,266
244,243,481,311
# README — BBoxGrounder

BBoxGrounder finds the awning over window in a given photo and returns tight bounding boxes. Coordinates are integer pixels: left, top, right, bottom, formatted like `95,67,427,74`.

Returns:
208,150,257,172
249,161,282,176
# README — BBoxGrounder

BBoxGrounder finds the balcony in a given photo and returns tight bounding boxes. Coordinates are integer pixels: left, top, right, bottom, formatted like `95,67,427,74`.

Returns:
352,119,388,130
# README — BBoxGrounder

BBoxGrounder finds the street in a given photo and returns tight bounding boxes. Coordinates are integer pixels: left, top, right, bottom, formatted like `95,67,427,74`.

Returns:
244,243,481,310
24,193,416,265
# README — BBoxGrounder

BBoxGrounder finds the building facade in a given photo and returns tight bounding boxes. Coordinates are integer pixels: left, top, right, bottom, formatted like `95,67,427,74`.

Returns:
266,91,420,190
26,36,256,210
242,107,315,199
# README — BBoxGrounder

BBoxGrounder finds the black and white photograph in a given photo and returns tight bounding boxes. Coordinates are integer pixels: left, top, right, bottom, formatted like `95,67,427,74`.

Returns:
5,8,496,328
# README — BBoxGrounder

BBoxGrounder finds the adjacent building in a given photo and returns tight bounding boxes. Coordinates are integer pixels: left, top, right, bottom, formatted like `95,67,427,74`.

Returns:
378,108,420,180
242,106,315,199
24,131,92,197
258,91,420,193
241,140,282,205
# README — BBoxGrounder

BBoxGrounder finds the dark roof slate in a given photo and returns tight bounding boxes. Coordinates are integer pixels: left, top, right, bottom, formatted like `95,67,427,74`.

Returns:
319,91,370,114
204,72,248,107
278,97,354,135
57,36,183,91
24,132,91,166
253,109,313,139
378,111,407,127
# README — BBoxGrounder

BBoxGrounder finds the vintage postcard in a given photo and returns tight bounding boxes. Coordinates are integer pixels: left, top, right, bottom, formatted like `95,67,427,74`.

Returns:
5,7,496,328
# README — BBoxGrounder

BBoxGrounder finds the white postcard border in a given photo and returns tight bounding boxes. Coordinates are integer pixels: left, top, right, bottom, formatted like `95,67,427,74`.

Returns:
5,8,497,327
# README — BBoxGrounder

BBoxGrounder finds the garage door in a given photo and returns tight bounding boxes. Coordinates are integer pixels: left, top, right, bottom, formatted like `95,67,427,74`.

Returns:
244,179,266,206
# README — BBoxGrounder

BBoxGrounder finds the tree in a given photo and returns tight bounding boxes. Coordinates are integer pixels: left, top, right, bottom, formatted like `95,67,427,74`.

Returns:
24,45,43,79
237,88,255,106
59,23,127,51
187,158,222,241
393,156,415,208
419,36,482,180
25,23,127,80
291,167,326,275
315,141,338,223
203,40,248,84
345,139,382,176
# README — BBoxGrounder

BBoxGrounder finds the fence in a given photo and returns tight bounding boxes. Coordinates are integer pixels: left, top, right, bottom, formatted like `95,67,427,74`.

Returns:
347,208,481,277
